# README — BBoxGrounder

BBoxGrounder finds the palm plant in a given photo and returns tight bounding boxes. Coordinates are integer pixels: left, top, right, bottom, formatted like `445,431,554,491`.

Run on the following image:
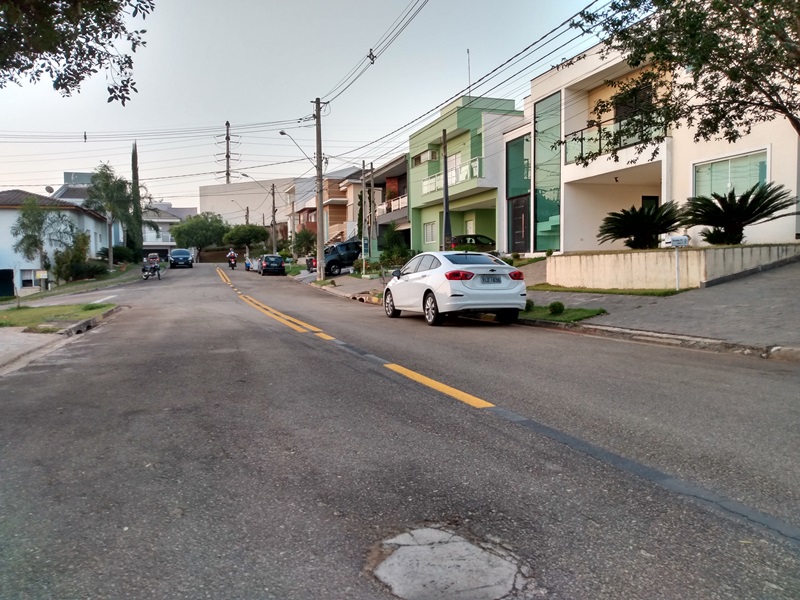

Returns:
681,182,798,245
292,227,316,256
84,164,134,270
597,201,683,249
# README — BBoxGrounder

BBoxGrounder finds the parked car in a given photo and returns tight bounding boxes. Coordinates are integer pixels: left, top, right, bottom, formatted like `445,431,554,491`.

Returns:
306,240,361,276
383,251,525,326
449,234,496,252
169,249,193,268
257,254,286,276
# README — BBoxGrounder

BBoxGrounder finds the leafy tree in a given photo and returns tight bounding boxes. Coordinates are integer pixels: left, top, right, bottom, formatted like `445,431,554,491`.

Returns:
223,224,270,248
597,201,683,249
10,196,75,272
681,182,798,245
570,0,800,164
53,231,94,283
85,164,134,270
1,0,154,104
170,212,229,252
292,228,316,256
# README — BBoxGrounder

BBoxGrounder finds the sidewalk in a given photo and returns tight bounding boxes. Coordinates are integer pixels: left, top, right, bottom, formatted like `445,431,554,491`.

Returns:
302,261,800,363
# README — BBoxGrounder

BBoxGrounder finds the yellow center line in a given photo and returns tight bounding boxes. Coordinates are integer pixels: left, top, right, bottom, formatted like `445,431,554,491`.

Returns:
242,295,325,333
384,363,494,409
216,267,232,285
240,295,310,333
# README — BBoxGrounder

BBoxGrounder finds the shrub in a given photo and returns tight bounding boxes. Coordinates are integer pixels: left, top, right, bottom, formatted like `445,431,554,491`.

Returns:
525,299,535,312
545,249,553,257
548,301,565,315
512,252,520,260
98,245,135,263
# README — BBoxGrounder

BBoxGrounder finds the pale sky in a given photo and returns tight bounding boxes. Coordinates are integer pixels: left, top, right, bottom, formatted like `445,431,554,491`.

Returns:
0,0,597,207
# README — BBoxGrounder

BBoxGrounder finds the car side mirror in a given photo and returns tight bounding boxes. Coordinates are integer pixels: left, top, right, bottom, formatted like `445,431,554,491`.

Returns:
392,269,401,279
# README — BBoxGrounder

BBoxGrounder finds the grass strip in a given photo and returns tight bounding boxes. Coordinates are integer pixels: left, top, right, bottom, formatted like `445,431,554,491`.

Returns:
0,304,115,329
527,283,686,296
519,306,606,323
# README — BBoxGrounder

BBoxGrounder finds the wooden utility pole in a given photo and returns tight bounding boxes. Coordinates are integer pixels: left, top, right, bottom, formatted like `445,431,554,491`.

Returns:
271,183,277,254
225,121,231,184
369,162,375,258
314,98,324,281
442,129,452,250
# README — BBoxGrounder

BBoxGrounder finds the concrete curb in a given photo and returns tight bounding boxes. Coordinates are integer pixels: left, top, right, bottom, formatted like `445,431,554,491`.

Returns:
516,318,800,362
58,306,124,337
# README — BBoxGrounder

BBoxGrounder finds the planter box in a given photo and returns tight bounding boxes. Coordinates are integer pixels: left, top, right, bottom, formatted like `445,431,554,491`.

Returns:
547,244,800,289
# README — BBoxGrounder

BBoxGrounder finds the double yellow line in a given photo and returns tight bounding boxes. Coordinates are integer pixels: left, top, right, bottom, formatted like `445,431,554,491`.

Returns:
216,267,494,410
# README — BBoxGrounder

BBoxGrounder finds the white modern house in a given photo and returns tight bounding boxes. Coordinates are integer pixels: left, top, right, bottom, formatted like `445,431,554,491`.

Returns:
511,44,799,256
0,190,108,297
199,177,296,229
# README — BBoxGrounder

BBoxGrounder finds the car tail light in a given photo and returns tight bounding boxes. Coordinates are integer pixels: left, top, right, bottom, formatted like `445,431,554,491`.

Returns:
445,270,474,281
509,270,524,281
262,261,267,267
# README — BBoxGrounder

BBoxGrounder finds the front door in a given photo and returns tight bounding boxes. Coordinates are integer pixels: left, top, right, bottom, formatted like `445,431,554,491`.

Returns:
0,269,14,297
509,197,530,253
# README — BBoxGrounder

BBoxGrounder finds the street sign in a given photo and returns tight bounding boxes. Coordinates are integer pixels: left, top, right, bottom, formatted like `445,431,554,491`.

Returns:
670,235,689,248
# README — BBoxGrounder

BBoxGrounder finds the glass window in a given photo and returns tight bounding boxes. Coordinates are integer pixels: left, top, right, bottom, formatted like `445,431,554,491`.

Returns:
444,253,498,265
694,151,767,197
401,255,424,275
423,221,436,244
417,255,436,272
534,92,561,251
507,134,531,198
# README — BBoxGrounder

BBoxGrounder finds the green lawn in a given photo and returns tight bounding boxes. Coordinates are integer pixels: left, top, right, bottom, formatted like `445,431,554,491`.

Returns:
527,283,686,296
518,306,607,323
0,303,116,331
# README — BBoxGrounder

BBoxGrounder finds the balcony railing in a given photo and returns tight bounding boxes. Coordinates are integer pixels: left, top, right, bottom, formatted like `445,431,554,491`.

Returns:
422,157,483,194
564,116,664,164
143,232,174,243
376,194,408,216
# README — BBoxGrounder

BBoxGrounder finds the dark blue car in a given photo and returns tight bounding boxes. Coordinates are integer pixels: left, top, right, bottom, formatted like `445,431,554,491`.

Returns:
169,249,194,268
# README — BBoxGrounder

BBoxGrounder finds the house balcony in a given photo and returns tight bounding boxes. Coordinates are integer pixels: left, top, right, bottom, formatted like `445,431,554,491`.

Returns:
376,194,408,216
564,115,666,165
143,232,175,244
421,158,483,195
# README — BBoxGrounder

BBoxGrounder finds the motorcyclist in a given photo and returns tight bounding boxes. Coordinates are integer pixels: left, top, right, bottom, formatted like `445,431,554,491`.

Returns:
226,248,237,260
146,253,160,272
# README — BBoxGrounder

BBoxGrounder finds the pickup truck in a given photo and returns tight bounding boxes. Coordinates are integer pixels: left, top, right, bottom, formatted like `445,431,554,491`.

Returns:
306,240,361,276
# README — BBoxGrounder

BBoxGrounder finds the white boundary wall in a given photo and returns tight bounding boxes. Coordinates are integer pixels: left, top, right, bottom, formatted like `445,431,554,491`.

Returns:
547,244,800,289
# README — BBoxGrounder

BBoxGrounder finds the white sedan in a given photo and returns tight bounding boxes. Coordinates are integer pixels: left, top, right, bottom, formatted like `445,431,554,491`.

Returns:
383,251,527,326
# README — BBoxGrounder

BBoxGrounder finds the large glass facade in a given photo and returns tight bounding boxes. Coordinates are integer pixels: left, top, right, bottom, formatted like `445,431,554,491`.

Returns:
694,151,767,197
507,135,531,197
534,92,561,251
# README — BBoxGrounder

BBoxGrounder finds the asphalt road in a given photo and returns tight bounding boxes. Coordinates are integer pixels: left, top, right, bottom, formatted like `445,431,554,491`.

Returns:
1,263,798,599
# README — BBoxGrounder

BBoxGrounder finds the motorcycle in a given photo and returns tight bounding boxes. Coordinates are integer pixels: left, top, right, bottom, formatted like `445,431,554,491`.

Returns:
142,262,161,280
228,256,237,270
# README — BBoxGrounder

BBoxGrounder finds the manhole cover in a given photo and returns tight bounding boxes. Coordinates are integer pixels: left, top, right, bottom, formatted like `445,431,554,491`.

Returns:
371,526,542,600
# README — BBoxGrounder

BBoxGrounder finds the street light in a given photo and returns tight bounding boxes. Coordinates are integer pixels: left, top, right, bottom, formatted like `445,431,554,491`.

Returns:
242,173,277,254
281,128,324,281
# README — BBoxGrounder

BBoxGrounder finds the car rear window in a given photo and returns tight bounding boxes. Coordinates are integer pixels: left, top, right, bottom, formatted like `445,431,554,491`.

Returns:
443,253,498,265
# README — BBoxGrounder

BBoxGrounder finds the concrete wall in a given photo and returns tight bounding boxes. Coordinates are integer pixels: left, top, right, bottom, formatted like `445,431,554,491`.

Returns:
547,244,800,289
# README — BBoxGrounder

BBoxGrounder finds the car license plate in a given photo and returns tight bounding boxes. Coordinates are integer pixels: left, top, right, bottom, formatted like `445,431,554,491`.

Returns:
481,275,501,284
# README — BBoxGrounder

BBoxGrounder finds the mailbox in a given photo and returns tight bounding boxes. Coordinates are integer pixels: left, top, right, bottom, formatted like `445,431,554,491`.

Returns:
669,235,689,248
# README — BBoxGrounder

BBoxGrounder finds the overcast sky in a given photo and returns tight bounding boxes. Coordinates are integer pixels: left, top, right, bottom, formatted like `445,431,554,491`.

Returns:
0,0,598,207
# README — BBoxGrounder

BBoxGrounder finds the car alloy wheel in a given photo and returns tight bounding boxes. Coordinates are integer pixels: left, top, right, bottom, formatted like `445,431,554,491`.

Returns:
329,262,342,276
423,292,443,326
384,290,400,318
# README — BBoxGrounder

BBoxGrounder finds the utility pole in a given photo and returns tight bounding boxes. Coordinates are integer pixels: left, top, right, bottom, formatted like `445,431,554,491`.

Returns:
361,160,367,275
442,129,452,250
225,121,231,184
314,98,324,282
369,162,375,259
245,206,249,225
270,183,277,254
